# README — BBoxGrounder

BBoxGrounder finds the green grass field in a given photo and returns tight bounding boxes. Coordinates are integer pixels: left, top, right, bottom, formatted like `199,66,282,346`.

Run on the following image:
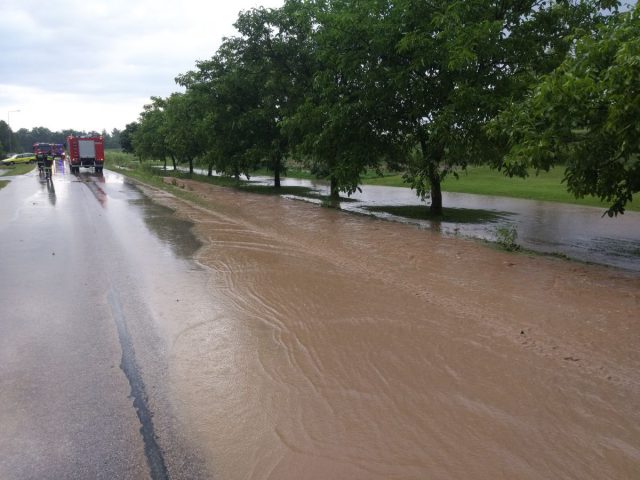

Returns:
0,163,36,177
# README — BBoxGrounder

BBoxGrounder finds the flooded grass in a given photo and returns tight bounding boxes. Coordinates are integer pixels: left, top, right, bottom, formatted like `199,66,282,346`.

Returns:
173,172,320,199
0,180,8,190
365,205,510,224
107,151,637,213
315,194,358,204
238,184,315,197
144,168,640,480
248,167,318,181
113,159,322,200
364,166,639,212
112,165,168,189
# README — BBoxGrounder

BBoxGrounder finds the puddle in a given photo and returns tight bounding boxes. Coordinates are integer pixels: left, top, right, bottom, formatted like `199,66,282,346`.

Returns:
128,196,202,260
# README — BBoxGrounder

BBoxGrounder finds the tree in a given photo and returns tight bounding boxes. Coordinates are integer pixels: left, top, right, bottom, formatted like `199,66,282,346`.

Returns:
121,122,139,154
104,128,122,149
0,125,122,154
0,121,12,156
177,1,316,187
178,41,256,181
233,3,316,188
306,0,618,213
285,0,402,200
164,92,206,174
14,126,60,151
492,5,638,216
133,97,171,169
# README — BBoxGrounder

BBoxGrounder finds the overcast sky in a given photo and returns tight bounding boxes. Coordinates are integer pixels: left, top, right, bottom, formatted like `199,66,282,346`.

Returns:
0,0,284,133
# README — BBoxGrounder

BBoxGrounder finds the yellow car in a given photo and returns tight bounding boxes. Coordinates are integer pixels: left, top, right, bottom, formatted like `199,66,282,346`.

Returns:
1,153,36,165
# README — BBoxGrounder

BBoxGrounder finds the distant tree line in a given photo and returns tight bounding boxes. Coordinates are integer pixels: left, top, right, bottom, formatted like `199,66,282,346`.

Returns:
129,0,637,215
0,123,122,157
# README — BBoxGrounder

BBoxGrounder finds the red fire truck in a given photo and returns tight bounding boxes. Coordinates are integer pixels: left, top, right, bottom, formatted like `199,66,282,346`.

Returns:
33,143,53,174
33,142,52,159
66,136,105,174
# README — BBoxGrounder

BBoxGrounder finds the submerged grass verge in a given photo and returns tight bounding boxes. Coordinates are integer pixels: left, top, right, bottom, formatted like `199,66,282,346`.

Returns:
112,161,359,203
362,165,638,212
112,162,619,266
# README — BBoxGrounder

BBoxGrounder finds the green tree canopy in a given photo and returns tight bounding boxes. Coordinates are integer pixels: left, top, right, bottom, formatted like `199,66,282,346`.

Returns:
307,0,619,213
284,0,404,199
121,122,139,154
132,0,621,212
164,92,207,174
0,121,12,156
177,1,316,186
133,97,170,167
491,4,638,216
177,39,261,180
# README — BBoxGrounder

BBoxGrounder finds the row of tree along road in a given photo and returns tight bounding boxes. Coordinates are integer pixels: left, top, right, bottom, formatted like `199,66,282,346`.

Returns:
122,0,639,217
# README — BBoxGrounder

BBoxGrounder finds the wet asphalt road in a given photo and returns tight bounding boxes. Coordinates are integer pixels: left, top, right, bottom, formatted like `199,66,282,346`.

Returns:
0,166,200,479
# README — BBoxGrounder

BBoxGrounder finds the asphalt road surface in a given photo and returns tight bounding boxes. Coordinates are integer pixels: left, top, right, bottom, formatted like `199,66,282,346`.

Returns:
0,166,203,479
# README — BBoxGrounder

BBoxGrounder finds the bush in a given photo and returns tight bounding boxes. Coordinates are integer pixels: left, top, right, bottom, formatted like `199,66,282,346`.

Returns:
495,225,520,251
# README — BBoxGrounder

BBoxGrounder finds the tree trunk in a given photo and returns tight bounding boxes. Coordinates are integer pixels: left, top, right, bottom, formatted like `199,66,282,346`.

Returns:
171,154,177,171
208,163,213,177
163,157,167,172
273,155,282,188
330,176,340,201
189,158,194,175
429,170,443,216
274,155,281,189
419,135,443,216
274,168,281,188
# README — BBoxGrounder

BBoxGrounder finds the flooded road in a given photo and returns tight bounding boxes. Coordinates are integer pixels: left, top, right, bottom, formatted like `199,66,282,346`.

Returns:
151,176,639,479
0,166,205,479
1,166,639,479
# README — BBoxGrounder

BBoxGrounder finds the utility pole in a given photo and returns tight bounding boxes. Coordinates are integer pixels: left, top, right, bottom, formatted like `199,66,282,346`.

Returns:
7,110,20,153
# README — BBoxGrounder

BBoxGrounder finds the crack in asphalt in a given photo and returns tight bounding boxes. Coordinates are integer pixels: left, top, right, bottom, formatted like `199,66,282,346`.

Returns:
108,288,169,480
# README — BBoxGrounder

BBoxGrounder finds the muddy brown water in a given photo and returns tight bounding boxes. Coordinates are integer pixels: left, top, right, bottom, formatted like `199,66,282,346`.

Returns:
138,177,640,480
177,168,640,271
